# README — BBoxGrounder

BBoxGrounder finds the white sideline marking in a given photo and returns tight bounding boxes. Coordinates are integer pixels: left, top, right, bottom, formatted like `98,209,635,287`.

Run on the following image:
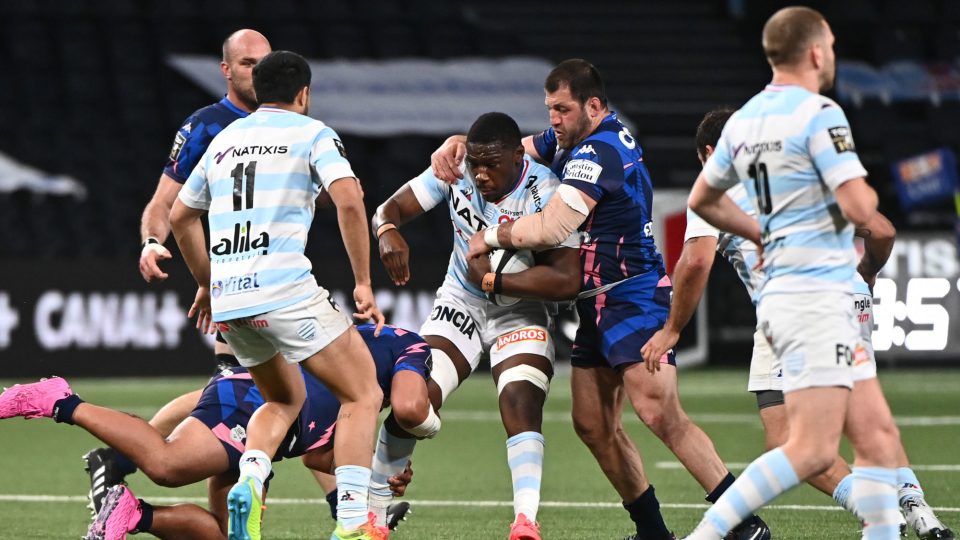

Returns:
1,494,958,513
437,410,960,427
656,462,960,472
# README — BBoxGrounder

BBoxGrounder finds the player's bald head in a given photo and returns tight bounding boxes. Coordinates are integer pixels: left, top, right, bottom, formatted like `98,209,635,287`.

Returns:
222,29,271,63
762,6,828,67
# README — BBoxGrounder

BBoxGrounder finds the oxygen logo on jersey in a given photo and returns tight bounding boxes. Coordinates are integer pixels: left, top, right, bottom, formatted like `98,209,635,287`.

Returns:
212,221,270,260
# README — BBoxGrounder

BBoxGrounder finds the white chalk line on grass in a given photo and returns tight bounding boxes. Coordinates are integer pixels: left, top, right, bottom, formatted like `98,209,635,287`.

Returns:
656,462,960,472
1,494,958,513
436,410,960,427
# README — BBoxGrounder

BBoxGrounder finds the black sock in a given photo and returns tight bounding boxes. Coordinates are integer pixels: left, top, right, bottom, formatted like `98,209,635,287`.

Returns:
706,472,736,503
112,449,138,477
623,485,672,539
325,488,338,520
52,395,84,424
133,499,153,534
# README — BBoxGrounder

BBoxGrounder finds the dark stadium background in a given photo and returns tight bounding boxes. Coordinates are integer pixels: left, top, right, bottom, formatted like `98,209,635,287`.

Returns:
1,0,958,375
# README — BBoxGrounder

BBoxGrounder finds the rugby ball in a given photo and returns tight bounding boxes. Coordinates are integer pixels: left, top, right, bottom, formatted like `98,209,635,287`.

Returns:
487,249,535,306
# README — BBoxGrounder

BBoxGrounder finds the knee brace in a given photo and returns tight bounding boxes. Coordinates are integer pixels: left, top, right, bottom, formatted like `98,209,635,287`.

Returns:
496,364,551,396
404,403,441,439
429,348,461,404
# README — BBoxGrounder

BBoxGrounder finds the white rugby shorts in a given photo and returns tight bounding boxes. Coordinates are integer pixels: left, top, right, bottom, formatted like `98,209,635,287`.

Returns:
756,291,861,393
218,288,352,368
419,283,555,370
749,290,876,392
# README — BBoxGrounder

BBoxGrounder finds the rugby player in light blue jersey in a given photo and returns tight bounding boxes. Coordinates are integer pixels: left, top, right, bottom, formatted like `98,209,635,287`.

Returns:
642,108,954,540
682,7,905,540
436,61,766,540
170,51,386,540
373,112,581,540
82,32,275,518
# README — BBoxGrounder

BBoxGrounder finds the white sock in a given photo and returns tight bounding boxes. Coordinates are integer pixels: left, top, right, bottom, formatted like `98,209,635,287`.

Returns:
336,465,372,530
896,467,925,506
853,467,900,540
237,450,271,493
692,448,800,539
506,431,544,522
369,424,416,526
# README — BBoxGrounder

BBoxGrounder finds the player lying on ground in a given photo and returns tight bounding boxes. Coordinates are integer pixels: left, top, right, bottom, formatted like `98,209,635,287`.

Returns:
0,324,428,540
372,112,580,540
639,107,955,540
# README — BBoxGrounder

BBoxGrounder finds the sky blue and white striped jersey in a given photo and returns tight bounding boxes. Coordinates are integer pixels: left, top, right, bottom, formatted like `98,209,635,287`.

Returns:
684,183,764,303
178,107,356,322
702,84,868,298
408,155,578,298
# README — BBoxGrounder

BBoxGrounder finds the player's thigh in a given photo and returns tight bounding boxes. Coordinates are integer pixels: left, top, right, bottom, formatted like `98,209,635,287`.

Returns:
570,365,625,432
757,292,857,394
420,285,484,371
758,402,790,449
845,377,900,465
488,300,554,385
300,325,380,402
620,362,683,419
782,386,849,460
247,352,307,406
162,417,232,485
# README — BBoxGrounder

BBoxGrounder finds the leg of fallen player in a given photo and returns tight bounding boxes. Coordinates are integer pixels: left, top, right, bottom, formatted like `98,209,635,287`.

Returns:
70,401,229,487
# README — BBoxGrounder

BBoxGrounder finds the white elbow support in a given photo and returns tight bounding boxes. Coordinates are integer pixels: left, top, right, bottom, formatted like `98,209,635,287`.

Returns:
429,348,460,404
496,364,551,396
404,403,441,439
557,183,589,214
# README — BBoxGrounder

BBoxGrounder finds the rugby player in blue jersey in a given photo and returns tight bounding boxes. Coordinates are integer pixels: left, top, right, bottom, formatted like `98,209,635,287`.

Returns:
434,60,767,540
641,108,954,540
0,324,425,540
81,29,275,519
373,112,580,540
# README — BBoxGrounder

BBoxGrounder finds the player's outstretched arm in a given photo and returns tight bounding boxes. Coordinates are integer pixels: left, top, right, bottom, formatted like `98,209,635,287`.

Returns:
467,245,580,301
372,185,427,286
139,174,181,282
467,186,595,258
688,174,761,246
855,211,896,289
640,236,718,373
169,199,215,333
329,176,384,334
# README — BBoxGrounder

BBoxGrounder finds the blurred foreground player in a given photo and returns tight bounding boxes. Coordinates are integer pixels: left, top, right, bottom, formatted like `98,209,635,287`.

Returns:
641,107,954,540
683,7,907,539
0,324,428,540
170,50,385,540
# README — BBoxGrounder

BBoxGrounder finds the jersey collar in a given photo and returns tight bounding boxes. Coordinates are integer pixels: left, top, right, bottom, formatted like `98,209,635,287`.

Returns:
220,96,249,117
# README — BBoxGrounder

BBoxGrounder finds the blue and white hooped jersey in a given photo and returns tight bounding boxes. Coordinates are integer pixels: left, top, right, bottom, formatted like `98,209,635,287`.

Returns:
408,155,578,299
179,107,356,322
703,84,868,298
684,183,764,304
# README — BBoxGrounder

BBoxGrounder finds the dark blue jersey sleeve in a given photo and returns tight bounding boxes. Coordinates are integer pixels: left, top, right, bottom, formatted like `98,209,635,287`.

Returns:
560,141,623,202
163,114,210,183
532,128,558,163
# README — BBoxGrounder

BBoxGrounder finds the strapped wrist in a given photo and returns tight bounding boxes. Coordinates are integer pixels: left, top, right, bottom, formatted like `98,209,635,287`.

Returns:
481,272,497,293
376,222,397,239
141,237,160,249
484,226,501,248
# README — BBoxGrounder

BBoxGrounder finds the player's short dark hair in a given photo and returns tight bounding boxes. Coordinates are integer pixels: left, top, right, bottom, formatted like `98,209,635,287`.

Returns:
762,6,827,67
466,112,522,150
253,50,311,105
695,107,734,158
544,59,608,108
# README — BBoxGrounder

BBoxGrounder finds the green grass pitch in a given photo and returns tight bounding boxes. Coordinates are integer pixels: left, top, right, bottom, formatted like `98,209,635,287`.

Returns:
0,368,957,539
